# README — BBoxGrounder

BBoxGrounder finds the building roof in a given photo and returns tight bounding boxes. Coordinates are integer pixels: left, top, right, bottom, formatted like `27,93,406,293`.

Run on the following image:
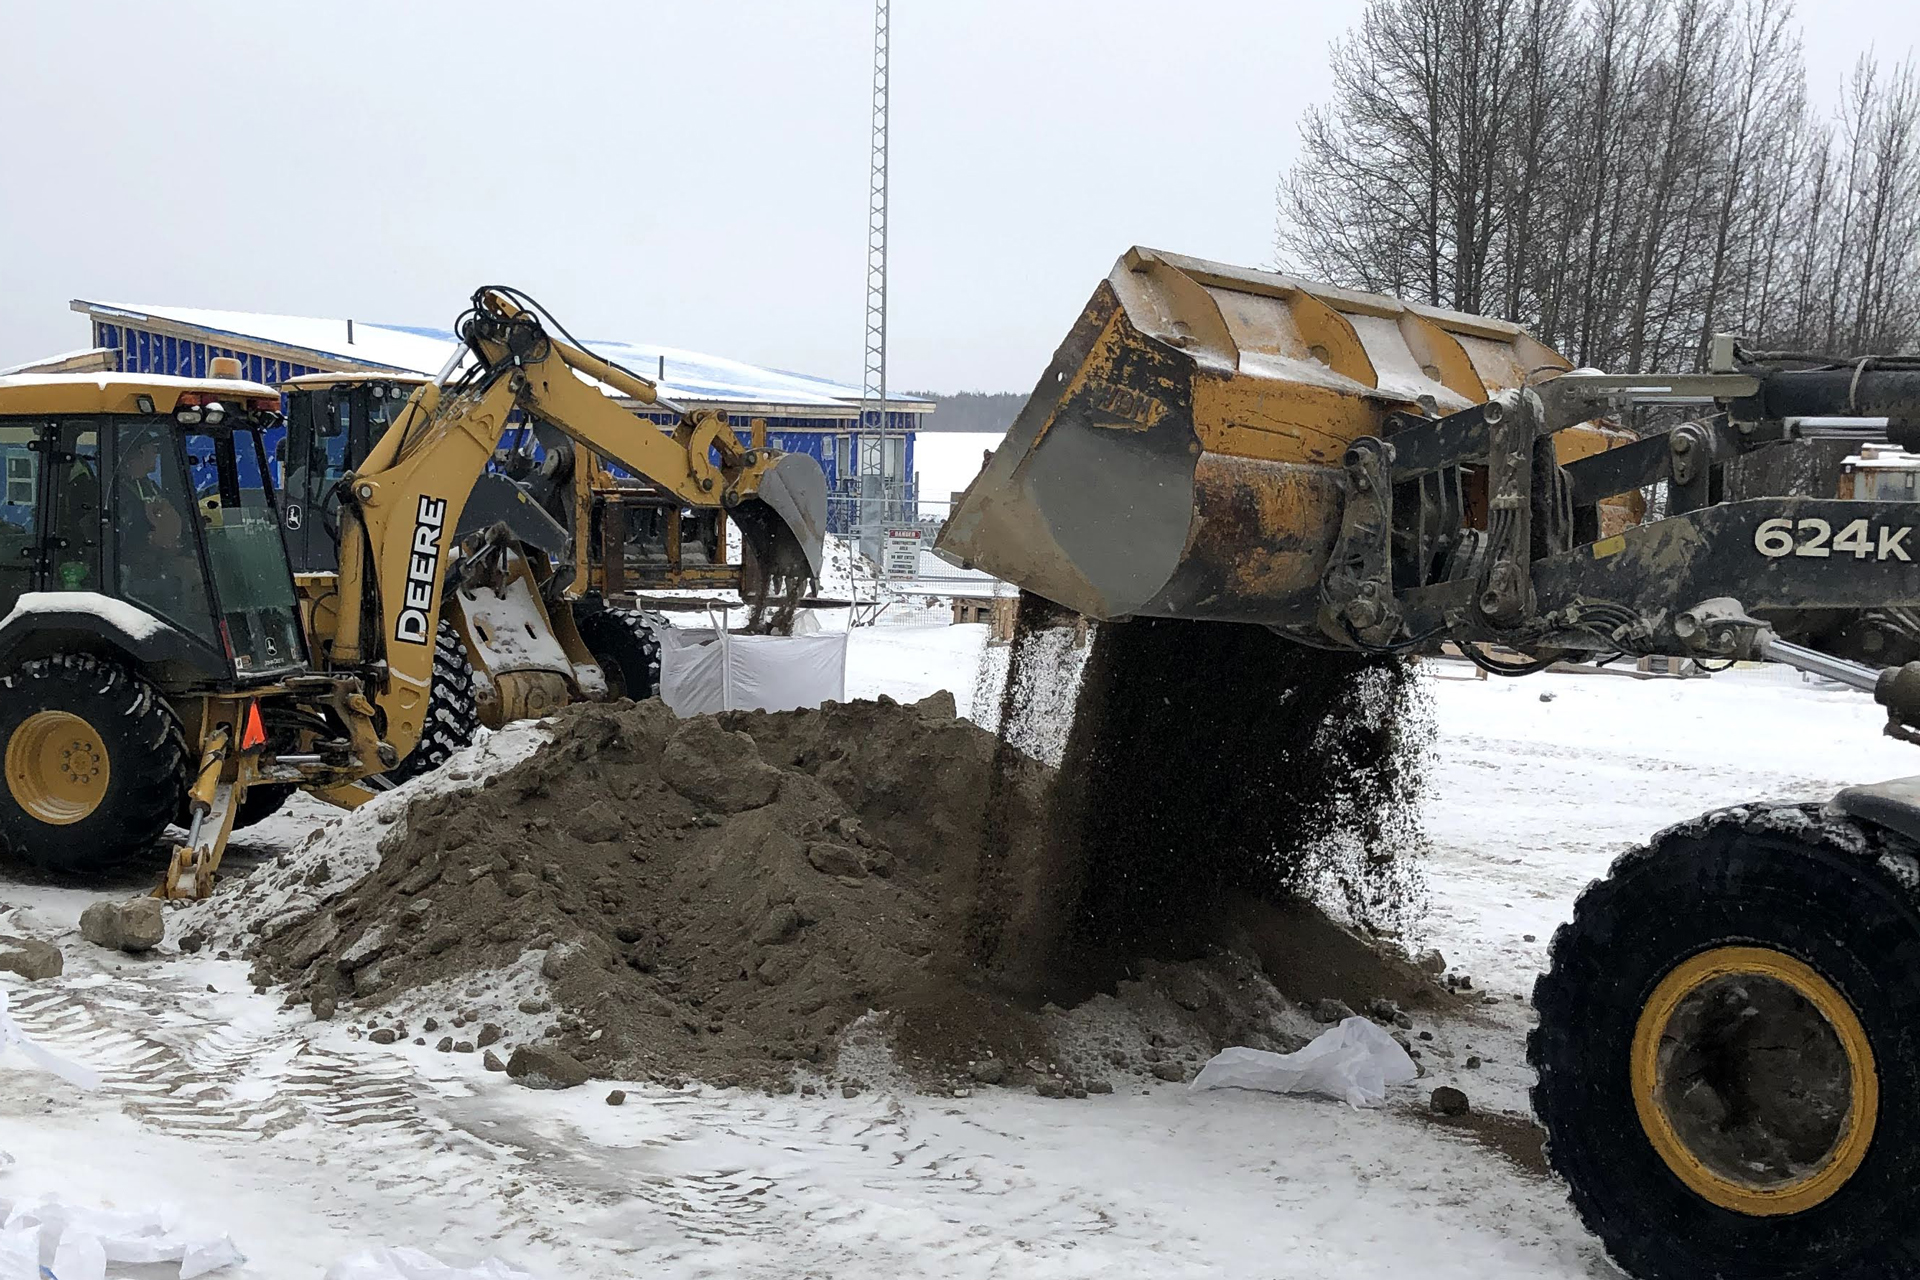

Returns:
71,300,934,421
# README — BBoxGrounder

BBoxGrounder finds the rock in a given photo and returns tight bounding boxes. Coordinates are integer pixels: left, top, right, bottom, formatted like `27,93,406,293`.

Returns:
840,1082,861,1099
752,904,804,946
805,842,866,879
1415,948,1447,975
1417,1031,1434,1042
660,720,782,813
335,926,386,973
369,1028,398,1045
516,998,551,1015
287,918,340,970
605,1089,627,1106
423,1018,438,1032
967,1058,1007,1085
79,897,164,953
503,873,539,899
1523,933,1537,943
1465,1056,1482,1070
351,962,386,998
0,936,62,981
476,1023,503,1048
1308,998,1355,1024
1392,1011,1414,1031
1539,691,1556,702
507,1045,591,1090
310,990,337,1021
1086,1080,1114,1095
1431,1086,1471,1116
453,1041,475,1054
178,930,207,955
570,801,627,844
1034,1078,1068,1098
436,1036,454,1052
483,1050,507,1072
1150,1061,1188,1083
911,690,957,719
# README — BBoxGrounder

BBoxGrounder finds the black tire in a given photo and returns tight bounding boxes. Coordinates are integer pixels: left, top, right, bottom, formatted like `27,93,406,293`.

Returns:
1530,804,1920,1280
380,619,479,786
0,654,189,875
232,783,295,829
576,603,664,702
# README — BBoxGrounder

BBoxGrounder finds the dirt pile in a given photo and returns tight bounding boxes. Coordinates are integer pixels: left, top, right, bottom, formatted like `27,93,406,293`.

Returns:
257,672,1441,1093
260,694,1060,1088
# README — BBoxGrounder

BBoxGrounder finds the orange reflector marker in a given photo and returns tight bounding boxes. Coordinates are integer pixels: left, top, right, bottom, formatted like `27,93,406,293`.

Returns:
241,703,267,751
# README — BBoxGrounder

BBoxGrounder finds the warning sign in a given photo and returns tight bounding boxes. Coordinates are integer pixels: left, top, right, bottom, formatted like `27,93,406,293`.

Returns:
882,527,923,579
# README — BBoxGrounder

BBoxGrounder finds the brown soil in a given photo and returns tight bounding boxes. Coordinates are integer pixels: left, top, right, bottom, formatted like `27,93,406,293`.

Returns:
1407,1106,1551,1177
258,605,1442,1093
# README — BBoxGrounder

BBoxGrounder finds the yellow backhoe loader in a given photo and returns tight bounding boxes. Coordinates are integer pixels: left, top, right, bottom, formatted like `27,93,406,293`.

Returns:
0,288,825,898
307,286,824,776
275,359,776,764
942,247,1920,1280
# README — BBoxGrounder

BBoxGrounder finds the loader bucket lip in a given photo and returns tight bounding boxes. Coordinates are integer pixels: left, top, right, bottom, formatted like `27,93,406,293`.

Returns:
741,452,827,580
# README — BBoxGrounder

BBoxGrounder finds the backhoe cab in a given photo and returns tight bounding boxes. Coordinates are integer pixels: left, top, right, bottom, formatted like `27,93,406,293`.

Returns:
0,370,389,897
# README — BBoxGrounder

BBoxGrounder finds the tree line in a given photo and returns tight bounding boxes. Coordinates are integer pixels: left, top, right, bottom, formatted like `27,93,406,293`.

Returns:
1279,0,1920,372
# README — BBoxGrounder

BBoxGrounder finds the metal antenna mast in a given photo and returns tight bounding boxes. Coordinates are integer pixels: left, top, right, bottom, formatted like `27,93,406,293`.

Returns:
857,0,891,550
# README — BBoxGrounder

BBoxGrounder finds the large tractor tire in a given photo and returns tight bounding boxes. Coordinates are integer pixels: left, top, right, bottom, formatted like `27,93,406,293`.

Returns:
575,603,664,702
232,783,295,829
1530,804,1920,1279
0,655,188,875
381,619,480,786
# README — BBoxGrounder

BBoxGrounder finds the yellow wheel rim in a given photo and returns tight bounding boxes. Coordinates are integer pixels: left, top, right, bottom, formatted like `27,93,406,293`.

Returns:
4,710,111,825
1631,945,1877,1217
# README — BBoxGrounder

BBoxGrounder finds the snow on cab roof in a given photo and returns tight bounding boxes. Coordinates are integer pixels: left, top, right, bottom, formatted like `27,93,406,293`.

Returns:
0,371,279,397
76,301,934,415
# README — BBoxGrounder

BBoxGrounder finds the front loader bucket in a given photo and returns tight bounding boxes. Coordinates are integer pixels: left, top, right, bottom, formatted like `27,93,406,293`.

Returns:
936,247,1581,627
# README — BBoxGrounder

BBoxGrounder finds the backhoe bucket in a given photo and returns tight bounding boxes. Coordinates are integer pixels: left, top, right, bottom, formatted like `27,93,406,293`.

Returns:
735,451,828,583
936,247,1584,627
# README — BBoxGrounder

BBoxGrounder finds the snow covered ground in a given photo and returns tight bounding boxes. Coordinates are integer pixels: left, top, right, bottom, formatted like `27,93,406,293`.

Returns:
3,624,1915,1279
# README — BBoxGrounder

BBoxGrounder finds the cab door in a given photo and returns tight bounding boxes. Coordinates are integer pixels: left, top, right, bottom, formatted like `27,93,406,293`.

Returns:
42,421,104,595
0,420,103,615
0,422,43,614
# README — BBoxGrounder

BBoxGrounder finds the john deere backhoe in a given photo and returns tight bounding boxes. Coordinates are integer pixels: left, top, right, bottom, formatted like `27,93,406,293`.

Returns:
276,355,775,763
0,287,824,898
941,247,1920,1280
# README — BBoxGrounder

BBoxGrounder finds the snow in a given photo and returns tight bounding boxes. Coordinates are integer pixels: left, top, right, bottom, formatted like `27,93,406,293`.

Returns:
80,303,933,416
0,348,118,377
0,592,167,643
3,642,1917,1278
0,371,280,399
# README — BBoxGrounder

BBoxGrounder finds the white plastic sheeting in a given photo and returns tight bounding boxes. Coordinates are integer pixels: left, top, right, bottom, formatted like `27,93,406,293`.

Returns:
0,1197,244,1279
323,1248,536,1280
657,624,848,716
1189,1017,1418,1109
0,987,101,1090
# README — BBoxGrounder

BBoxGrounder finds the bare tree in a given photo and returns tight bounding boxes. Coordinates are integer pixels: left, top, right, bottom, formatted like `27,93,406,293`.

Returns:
1279,0,1920,369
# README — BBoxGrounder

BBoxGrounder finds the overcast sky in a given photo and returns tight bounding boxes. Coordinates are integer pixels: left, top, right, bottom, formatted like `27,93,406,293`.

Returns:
2,1,1914,393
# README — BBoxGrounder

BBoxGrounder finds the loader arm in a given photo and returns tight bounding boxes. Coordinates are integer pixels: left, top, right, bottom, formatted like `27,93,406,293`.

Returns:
331,287,826,762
